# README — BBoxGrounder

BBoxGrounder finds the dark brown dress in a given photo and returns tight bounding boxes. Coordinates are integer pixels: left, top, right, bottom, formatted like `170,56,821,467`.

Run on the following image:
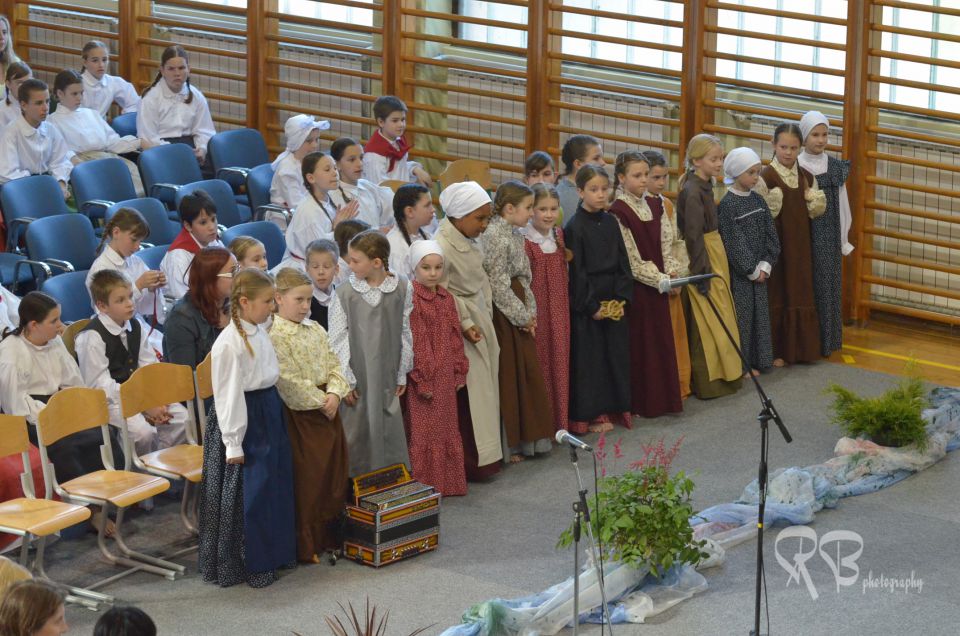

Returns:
761,164,822,364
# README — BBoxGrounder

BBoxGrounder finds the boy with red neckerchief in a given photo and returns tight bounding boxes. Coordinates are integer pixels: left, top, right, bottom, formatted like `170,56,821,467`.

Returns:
361,95,432,188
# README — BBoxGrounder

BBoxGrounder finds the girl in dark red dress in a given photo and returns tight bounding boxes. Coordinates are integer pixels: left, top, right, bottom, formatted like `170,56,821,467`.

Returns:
522,183,576,433
609,151,683,418
403,240,469,496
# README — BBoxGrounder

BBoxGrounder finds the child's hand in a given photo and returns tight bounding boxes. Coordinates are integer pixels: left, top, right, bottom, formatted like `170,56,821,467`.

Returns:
136,270,165,291
413,167,433,187
421,392,433,400
756,271,769,283
592,309,603,320
139,137,157,150
321,393,340,419
395,385,406,397
457,384,465,390
193,147,205,162
143,405,170,425
464,326,482,343
344,389,359,407
226,455,245,465
333,200,361,227
59,181,70,200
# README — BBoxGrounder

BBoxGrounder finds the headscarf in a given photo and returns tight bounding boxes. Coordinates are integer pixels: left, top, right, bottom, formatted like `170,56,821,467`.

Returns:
799,111,830,142
438,181,490,219
271,114,330,168
408,239,443,271
722,147,762,185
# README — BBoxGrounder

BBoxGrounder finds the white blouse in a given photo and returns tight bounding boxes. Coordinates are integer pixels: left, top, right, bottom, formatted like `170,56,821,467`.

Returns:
385,225,427,277
0,98,20,131
81,71,140,117
0,286,20,333
136,81,216,158
159,235,226,300
87,246,167,324
329,179,394,229
211,318,280,460
269,153,307,208
282,194,338,262
0,334,83,424
361,146,422,185
49,105,140,155
75,313,157,413
0,117,74,185
328,273,414,389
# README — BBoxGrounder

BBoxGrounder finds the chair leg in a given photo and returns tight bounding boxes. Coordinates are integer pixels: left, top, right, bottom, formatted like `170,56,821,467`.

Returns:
94,505,183,580
110,506,186,576
30,535,114,610
180,481,198,535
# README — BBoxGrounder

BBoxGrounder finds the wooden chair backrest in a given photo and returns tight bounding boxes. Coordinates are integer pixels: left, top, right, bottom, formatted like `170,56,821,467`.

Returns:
120,362,196,418
61,318,90,359
379,180,407,193
37,387,109,446
196,352,213,400
0,415,29,458
438,159,492,191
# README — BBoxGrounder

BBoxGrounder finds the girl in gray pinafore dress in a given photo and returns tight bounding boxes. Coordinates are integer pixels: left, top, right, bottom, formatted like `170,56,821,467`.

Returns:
328,230,414,476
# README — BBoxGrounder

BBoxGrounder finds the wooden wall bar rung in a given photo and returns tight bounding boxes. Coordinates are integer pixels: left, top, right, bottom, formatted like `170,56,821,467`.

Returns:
26,0,116,17
17,19,115,40
401,31,527,56
400,55,527,79
871,0,960,19
155,0,246,16
549,4,683,29
265,78,377,102
136,37,246,59
547,124,680,150
264,33,382,56
405,125,526,150
869,48,960,72
868,100,960,124
861,275,960,303
868,151,960,175
549,52,683,78
866,175,960,200
706,51,846,77
864,225,960,252
703,74,841,99
704,25,847,52
265,101,372,127
266,57,381,80
547,29,684,54
868,125,960,148
868,74,960,97
399,8,526,31
140,15,247,37
549,99,679,127
549,75,679,102
866,200,960,226
708,1,848,27
862,300,960,327
872,22,960,46
405,78,526,102
863,251,960,278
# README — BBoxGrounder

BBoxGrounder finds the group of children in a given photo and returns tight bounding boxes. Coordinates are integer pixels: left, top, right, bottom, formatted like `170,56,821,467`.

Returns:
0,29,853,589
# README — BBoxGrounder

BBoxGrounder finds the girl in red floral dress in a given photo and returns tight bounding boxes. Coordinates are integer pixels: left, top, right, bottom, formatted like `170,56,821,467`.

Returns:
522,184,577,433
403,240,469,495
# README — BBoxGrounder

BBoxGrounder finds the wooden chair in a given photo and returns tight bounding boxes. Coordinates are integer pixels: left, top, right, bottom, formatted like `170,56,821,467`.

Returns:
36,388,184,583
0,415,111,610
438,159,493,191
194,352,214,445
379,179,408,193
119,363,203,535
60,318,90,359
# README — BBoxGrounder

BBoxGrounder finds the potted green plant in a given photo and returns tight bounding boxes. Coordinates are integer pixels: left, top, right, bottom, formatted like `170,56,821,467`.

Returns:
826,372,929,451
557,436,708,577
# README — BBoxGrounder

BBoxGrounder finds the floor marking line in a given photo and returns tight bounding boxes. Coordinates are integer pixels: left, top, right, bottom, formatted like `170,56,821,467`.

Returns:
842,344,960,373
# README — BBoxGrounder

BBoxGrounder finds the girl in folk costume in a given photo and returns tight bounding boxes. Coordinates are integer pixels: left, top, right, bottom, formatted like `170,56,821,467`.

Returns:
565,165,633,431
798,111,853,357
403,240,469,495
521,183,572,433
482,181,554,461
556,135,606,225
228,235,268,272
386,183,435,276
270,268,350,563
643,149,692,399
717,148,781,375
328,231,413,476
269,115,327,208
280,151,360,269
609,151,683,418
200,269,296,588
755,123,826,365
676,134,743,399
435,181,503,477
329,137,394,229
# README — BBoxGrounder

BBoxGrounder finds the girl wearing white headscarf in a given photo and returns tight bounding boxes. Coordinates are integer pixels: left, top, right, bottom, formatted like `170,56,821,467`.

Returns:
434,182,504,476
797,111,852,357
269,114,330,208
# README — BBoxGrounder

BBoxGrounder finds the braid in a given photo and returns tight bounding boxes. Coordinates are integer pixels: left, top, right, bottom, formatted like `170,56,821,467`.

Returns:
142,71,162,98
185,77,194,104
95,220,113,255
230,299,253,356
399,221,412,246
229,268,275,357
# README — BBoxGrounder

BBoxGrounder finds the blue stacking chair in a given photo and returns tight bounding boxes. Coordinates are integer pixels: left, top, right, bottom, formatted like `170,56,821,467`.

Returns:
41,271,93,323
0,254,49,293
138,144,203,214
106,198,181,246
25,214,99,275
110,112,138,138
221,221,286,269
174,179,250,228
245,163,290,225
70,158,139,224
136,244,168,271
0,175,72,253
208,129,270,207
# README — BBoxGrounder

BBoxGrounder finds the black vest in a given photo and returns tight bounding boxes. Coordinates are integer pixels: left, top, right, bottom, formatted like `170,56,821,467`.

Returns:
310,297,329,330
83,317,142,384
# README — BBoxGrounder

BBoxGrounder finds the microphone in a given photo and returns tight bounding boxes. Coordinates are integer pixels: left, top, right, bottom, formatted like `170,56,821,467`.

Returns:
555,429,592,452
657,272,717,294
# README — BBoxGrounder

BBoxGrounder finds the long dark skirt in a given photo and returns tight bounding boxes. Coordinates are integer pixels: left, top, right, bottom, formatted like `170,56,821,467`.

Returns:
198,387,296,588
284,405,348,561
457,388,500,481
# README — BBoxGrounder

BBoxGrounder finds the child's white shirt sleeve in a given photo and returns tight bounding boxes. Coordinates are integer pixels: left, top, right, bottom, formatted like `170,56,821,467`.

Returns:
211,332,247,460
75,330,121,408
397,280,414,386
327,292,356,389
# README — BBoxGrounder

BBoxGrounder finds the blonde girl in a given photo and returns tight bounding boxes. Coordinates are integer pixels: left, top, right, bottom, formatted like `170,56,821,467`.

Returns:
522,183,572,433
201,268,295,588
676,133,742,399
609,150,683,417
328,230,413,476
482,180,553,460
229,235,268,271
0,15,20,86
79,40,140,118
270,267,350,563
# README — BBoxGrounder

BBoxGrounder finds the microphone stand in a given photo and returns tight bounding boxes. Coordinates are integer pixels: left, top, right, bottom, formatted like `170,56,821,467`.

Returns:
693,279,792,636
566,444,612,636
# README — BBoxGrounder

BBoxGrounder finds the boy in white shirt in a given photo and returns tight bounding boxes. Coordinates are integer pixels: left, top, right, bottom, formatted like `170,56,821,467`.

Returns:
361,95,432,187
0,78,74,198
160,189,225,299
80,40,140,118
76,270,187,456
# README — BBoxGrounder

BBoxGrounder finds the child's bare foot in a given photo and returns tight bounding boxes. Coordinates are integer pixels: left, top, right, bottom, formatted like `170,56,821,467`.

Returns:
509,454,525,463
588,421,614,434
568,422,590,435
310,553,321,564
773,358,786,368
91,511,116,538
743,369,760,379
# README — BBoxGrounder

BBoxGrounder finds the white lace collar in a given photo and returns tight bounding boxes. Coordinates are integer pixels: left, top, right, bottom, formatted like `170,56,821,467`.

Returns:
349,272,399,294
520,223,557,254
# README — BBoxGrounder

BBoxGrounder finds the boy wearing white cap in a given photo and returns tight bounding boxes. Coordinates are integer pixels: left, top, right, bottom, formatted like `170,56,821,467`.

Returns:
797,111,851,358
269,114,330,208
435,181,504,477
717,147,781,375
